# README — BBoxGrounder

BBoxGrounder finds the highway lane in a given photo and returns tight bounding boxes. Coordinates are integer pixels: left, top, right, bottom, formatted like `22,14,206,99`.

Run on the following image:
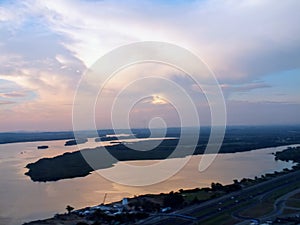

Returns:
232,181,300,223
139,170,300,225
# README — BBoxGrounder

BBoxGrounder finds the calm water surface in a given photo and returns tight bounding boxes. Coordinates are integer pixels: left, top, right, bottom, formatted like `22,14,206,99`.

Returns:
0,139,297,225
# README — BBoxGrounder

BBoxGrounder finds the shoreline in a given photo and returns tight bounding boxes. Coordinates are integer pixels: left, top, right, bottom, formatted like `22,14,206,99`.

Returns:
23,146,300,225
1,125,300,145
25,141,300,182
0,139,299,224
24,167,300,224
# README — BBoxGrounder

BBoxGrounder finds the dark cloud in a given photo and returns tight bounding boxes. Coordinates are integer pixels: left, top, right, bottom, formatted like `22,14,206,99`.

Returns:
0,91,27,98
0,100,15,105
221,82,271,99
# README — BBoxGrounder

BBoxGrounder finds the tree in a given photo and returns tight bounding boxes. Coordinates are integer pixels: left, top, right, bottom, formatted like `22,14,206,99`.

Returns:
211,182,223,191
163,192,184,208
66,205,74,214
191,196,200,204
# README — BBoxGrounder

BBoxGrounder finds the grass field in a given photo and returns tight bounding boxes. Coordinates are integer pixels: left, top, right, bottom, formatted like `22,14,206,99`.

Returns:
183,191,213,203
199,212,240,225
239,181,300,218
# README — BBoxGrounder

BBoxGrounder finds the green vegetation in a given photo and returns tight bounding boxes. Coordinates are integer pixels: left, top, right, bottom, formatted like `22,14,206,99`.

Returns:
127,195,162,212
199,212,240,225
24,126,300,182
25,151,96,181
88,210,149,224
282,208,300,215
37,145,48,149
286,190,300,208
286,199,300,208
95,136,118,142
24,144,300,225
181,189,213,203
240,180,300,218
66,205,74,214
162,191,184,208
64,138,88,146
275,146,300,162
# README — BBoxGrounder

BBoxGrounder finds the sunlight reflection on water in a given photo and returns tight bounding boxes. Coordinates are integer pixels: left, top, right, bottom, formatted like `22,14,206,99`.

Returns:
0,139,298,225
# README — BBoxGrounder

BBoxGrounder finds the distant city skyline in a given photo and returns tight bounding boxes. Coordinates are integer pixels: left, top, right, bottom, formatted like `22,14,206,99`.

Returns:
0,0,300,131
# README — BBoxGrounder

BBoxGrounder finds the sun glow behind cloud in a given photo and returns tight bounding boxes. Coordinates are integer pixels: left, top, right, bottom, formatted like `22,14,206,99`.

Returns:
151,95,168,105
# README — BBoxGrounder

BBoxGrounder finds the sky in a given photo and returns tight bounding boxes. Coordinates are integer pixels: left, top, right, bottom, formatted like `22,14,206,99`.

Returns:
0,0,299,131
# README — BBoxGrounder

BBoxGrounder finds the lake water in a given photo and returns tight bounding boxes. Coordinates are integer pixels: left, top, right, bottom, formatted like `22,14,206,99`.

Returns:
0,138,298,225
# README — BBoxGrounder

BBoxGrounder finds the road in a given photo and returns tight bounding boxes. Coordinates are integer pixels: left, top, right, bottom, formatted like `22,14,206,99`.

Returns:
138,170,300,225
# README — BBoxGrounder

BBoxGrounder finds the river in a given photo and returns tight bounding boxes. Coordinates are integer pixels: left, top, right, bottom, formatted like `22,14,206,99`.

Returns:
0,138,297,225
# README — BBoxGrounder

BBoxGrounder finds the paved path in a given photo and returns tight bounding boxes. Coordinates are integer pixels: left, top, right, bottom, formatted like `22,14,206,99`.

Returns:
234,187,300,225
139,170,300,225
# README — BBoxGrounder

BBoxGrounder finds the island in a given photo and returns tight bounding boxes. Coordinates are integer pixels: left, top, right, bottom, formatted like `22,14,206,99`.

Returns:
25,139,178,182
37,145,48,149
25,126,300,182
95,136,118,142
64,138,88,146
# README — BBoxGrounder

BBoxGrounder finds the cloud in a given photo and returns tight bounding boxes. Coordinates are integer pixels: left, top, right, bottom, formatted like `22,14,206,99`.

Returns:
0,90,28,98
0,0,299,130
221,82,270,92
227,100,300,125
0,100,15,105
24,0,300,81
0,1,28,28
0,54,81,131
150,95,168,105
220,82,271,99
3,0,299,83
141,95,168,105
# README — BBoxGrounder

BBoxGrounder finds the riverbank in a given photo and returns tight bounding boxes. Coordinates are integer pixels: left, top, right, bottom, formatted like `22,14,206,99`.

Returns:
0,141,297,225
24,147,300,225
25,132,300,182
24,167,300,225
